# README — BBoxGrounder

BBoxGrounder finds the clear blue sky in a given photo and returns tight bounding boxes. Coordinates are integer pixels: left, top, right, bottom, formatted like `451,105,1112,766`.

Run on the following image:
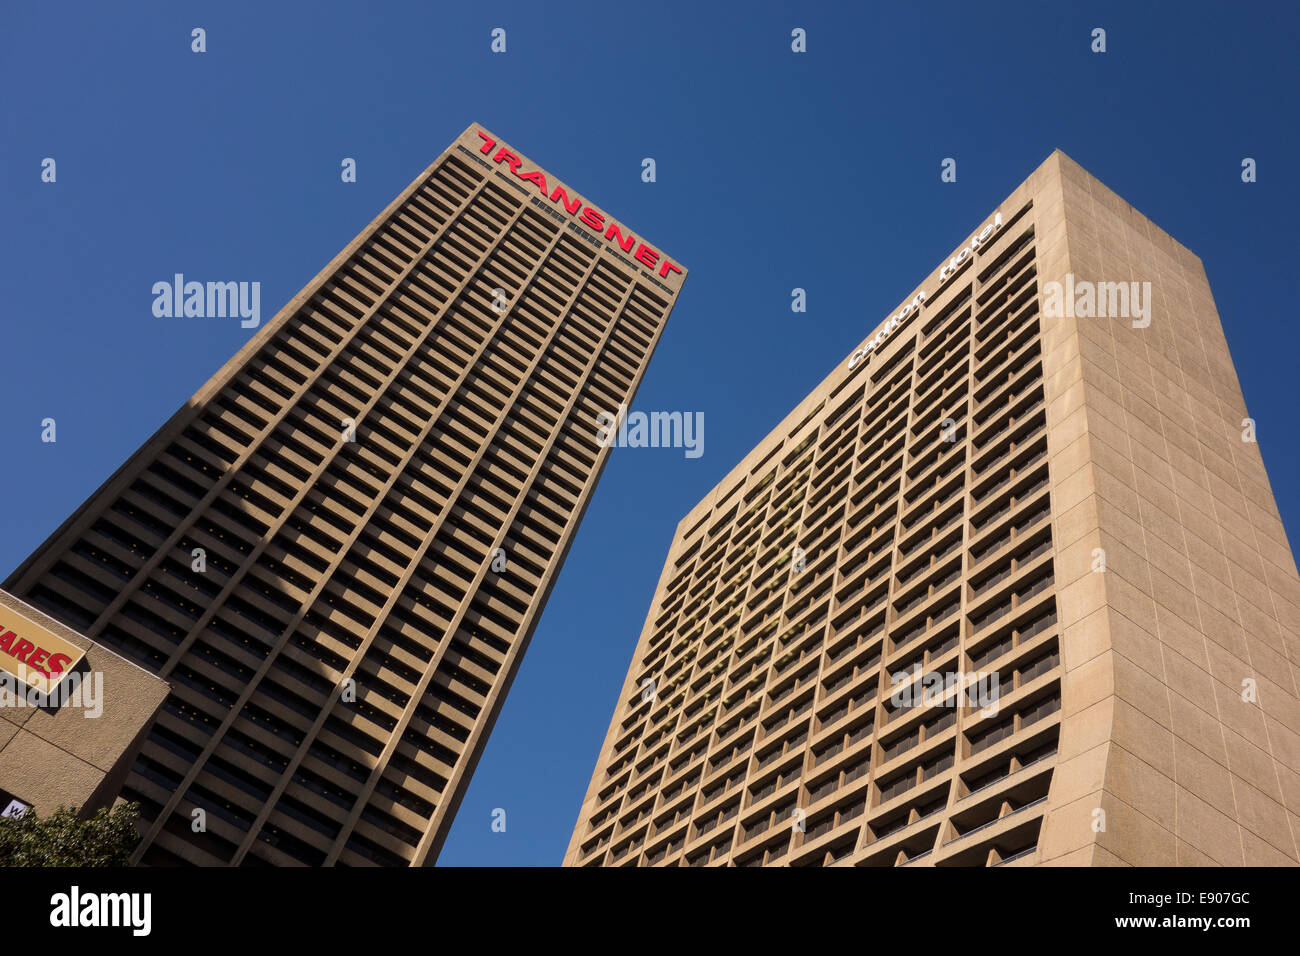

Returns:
1,1,1296,865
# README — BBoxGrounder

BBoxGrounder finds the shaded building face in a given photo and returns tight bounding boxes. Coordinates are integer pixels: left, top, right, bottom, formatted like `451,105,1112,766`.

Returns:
5,125,685,866
566,151,1300,868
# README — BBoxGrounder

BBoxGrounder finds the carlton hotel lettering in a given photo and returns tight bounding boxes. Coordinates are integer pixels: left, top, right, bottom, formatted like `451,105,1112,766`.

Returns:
847,210,1004,370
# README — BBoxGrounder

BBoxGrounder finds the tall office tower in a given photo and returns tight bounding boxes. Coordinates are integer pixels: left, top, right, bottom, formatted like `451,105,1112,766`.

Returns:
566,151,1300,868
5,125,686,866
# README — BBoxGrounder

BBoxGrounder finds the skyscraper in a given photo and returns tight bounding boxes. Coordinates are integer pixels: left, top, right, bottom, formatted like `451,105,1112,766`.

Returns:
5,125,686,866
566,150,1300,868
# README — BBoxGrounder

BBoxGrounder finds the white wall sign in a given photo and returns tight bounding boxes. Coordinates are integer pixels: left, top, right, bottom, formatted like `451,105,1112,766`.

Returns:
847,211,1004,370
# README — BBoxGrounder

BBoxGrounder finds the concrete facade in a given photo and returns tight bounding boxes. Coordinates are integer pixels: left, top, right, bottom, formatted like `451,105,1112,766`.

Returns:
0,589,169,819
1036,153,1300,867
4,125,685,865
565,151,1299,867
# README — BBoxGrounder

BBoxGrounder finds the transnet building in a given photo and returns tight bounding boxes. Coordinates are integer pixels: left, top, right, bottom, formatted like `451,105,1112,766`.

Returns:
566,151,1300,868
5,125,686,865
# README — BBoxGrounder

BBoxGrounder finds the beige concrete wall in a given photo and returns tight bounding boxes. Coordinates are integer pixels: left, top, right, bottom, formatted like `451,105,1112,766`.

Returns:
1038,152,1300,866
0,590,169,817
566,148,1299,868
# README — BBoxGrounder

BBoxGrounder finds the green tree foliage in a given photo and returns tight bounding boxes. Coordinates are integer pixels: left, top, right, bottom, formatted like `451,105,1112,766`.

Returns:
0,802,141,866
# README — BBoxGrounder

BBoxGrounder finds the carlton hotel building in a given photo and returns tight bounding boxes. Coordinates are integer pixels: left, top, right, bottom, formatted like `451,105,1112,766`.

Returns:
566,151,1300,867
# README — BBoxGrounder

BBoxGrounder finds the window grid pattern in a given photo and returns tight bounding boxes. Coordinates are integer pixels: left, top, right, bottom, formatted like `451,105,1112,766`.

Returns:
7,144,683,867
573,204,1062,867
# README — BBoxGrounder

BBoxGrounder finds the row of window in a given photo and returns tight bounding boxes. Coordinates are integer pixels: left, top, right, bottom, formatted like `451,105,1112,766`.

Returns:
580,223,1061,866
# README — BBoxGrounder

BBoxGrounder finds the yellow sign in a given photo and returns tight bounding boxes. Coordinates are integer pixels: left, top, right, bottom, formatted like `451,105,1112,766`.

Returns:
0,610,87,697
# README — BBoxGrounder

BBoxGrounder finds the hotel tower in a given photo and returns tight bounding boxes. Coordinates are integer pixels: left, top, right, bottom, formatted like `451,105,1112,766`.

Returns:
566,151,1300,867
4,125,686,865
